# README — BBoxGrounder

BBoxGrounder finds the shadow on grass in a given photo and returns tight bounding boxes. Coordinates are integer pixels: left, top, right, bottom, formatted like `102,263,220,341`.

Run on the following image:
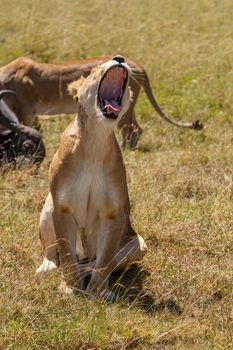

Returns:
109,265,182,316
135,144,151,153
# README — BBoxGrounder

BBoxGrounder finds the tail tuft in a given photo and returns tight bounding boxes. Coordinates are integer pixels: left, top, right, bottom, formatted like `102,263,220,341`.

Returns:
192,120,203,130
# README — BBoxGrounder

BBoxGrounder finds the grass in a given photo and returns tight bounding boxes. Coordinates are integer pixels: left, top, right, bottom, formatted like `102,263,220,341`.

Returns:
0,0,233,349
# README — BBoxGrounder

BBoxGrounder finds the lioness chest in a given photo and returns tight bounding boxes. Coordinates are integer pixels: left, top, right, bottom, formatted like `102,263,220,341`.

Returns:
58,162,120,259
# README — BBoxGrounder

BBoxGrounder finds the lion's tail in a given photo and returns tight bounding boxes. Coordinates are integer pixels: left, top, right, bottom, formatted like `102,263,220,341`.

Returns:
133,67,203,130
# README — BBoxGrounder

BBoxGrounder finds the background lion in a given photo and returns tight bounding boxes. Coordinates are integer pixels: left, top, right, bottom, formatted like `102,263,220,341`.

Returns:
0,56,202,151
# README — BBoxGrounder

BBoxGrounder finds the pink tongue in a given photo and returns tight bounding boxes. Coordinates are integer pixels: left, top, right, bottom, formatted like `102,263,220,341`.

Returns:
103,99,120,113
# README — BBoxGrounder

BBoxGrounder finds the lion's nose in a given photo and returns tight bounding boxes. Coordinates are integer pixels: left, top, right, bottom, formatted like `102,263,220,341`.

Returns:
112,55,125,64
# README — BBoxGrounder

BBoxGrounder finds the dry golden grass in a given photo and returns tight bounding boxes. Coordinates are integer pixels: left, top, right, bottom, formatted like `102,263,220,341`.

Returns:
0,0,233,349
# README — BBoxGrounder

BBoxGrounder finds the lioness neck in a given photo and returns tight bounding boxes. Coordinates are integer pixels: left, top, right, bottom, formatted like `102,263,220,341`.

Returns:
76,104,118,161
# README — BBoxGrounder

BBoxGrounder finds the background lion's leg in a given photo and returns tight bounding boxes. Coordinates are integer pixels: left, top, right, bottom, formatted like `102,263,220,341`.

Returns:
118,79,142,149
120,112,143,150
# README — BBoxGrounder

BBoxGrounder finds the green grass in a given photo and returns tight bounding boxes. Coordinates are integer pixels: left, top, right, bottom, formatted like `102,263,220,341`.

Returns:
0,0,233,349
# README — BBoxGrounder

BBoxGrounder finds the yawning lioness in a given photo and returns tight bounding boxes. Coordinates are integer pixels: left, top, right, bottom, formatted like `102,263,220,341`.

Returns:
37,55,147,301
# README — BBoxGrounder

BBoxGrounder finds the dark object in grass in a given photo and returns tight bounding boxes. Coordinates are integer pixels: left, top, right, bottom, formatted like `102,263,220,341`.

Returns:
0,90,45,168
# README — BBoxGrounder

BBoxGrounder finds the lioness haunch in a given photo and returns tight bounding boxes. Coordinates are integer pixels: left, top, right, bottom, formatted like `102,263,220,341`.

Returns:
37,55,147,302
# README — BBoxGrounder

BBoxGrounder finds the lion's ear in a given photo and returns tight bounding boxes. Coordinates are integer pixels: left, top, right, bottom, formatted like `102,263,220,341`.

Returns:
68,76,86,101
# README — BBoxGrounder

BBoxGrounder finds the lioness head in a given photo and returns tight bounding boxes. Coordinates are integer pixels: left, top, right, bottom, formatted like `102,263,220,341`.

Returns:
69,55,131,125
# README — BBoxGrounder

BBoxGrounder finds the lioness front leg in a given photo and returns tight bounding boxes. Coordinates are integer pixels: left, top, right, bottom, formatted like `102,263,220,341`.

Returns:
86,229,147,302
52,208,80,292
86,215,125,301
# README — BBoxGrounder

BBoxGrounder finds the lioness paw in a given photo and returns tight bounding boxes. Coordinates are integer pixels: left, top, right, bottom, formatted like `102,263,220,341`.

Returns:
36,257,58,273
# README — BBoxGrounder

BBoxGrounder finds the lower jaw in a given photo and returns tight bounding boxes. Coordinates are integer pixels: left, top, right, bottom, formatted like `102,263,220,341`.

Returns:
103,112,119,120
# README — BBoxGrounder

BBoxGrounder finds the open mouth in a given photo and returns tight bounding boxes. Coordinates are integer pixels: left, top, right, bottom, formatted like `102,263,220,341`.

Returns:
98,65,128,119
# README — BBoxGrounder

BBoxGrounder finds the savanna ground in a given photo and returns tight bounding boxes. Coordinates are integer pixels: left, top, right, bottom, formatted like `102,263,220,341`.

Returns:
0,0,233,349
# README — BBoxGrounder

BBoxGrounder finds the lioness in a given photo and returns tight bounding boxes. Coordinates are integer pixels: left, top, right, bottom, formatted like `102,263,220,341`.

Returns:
0,56,202,149
36,55,147,301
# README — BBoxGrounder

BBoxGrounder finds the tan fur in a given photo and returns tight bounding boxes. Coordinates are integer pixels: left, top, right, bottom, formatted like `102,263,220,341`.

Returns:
0,56,202,150
37,58,147,301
